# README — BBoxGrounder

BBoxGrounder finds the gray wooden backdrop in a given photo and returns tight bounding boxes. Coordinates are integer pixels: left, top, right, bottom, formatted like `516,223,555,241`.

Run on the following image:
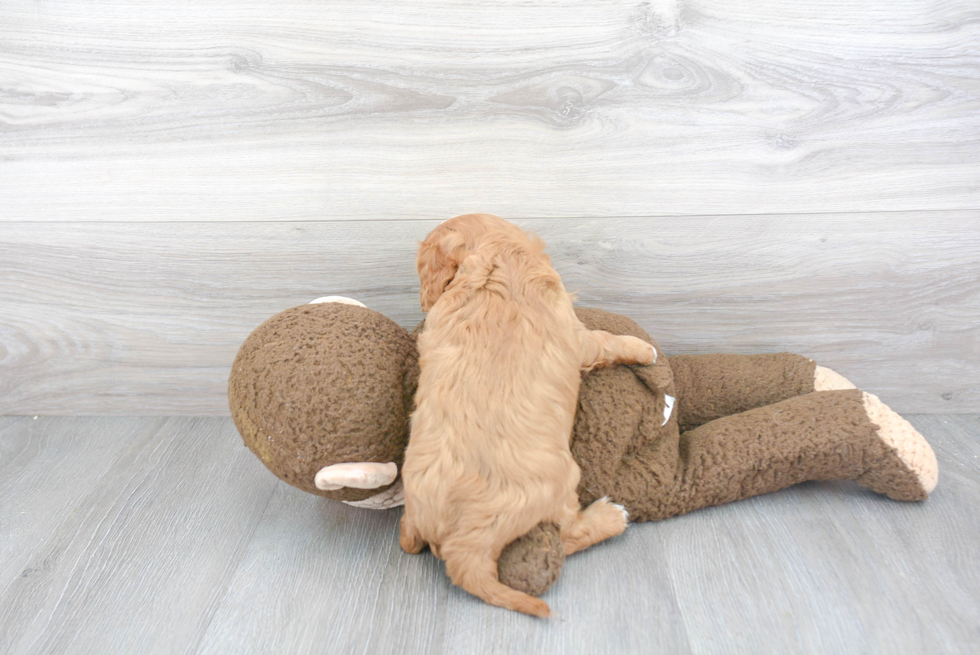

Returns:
1,0,978,415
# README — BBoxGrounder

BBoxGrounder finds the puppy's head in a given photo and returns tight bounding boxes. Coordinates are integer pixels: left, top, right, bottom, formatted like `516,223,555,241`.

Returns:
418,225,463,312
417,213,516,311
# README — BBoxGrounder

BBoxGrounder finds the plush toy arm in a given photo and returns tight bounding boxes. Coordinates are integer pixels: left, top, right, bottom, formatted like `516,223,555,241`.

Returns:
670,353,819,432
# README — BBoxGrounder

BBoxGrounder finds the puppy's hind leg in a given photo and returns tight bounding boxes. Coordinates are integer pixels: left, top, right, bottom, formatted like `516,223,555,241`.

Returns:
578,329,656,372
561,496,629,556
442,544,551,618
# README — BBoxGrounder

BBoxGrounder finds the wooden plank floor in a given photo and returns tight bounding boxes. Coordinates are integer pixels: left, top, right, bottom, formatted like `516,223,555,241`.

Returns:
1,415,977,654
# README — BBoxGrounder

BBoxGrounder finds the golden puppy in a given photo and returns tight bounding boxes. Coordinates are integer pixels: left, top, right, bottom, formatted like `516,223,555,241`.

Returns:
401,213,656,617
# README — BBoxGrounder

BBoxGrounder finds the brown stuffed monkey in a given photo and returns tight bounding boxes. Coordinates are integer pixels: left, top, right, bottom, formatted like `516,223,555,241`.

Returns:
229,299,938,596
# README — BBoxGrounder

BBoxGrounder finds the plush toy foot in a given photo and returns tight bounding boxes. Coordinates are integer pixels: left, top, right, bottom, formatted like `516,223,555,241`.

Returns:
813,365,857,391
857,392,939,501
812,368,936,499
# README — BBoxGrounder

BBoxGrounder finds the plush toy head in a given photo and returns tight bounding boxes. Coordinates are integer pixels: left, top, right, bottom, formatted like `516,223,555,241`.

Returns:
228,301,419,502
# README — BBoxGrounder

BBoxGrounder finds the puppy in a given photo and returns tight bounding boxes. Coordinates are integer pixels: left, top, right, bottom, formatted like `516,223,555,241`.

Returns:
400,214,656,617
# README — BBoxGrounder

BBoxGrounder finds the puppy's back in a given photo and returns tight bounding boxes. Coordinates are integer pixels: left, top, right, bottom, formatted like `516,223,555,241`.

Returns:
408,246,583,525
403,214,586,617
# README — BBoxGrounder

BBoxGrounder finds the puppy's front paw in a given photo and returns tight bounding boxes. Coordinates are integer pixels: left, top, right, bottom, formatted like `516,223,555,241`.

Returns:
620,336,656,366
637,342,657,366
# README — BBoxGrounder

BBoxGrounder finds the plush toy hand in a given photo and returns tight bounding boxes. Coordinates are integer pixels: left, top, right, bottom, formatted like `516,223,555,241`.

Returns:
315,461,405,509
315,461,398,490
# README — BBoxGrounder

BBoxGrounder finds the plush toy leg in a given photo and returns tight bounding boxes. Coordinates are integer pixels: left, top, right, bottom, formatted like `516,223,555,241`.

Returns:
858,392,938,498
670,353,819,431
601,389,938,522
814,365,857,391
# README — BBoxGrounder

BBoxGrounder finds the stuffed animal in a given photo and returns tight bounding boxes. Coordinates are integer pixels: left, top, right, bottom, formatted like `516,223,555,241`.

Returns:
229,298,938,596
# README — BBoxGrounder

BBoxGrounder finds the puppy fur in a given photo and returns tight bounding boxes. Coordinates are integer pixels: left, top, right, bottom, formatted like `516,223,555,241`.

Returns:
401,214,656,617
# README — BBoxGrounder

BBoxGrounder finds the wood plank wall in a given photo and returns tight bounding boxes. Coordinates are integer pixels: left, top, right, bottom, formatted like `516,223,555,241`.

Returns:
1,1,978,415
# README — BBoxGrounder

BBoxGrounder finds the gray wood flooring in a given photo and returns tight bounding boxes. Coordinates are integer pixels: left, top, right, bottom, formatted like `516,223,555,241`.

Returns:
1,415,978,654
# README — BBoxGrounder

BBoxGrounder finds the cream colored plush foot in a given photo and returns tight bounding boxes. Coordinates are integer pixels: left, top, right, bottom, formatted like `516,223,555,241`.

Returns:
813,365,857,391
862,392,939,495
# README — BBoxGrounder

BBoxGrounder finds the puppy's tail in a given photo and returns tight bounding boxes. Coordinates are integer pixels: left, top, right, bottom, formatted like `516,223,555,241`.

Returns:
444,549,551,618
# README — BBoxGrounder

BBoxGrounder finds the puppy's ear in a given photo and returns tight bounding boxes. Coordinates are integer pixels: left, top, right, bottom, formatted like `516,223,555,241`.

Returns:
417,227,466,311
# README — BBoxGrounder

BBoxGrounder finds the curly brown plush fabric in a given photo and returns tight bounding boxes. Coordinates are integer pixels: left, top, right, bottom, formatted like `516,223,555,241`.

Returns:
497,523,565,598
229,302,418,500
671,353,817,432
569,310,928,522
